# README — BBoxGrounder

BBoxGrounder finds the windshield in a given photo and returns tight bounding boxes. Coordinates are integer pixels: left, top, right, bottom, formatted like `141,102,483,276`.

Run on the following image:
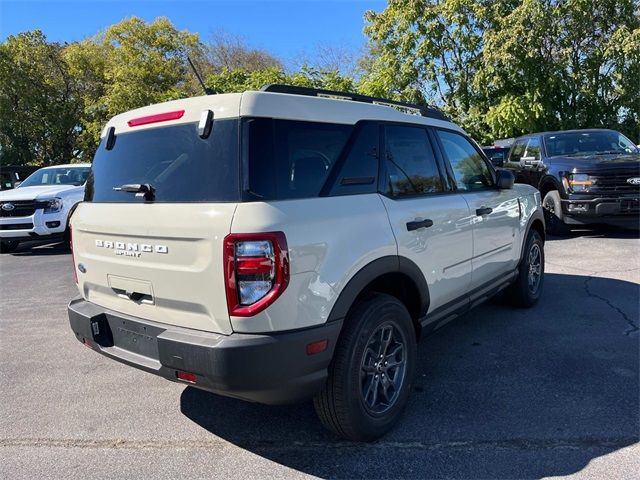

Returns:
544,131,639,157
86,120,240,203
19,166,90,188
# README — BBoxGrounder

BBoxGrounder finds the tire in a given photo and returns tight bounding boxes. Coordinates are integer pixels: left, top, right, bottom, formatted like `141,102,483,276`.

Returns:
542,190,569,235
0,240,19,254
313,293,417,441
506,229,545,308
61,225,71,251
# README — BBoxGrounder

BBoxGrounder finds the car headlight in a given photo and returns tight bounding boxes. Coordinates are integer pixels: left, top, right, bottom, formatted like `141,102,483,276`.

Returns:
43,198,63,213
566,174,593,193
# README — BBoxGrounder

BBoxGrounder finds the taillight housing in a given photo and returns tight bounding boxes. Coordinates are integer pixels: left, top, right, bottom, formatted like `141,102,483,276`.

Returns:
224,232,289,317
70,223,77,284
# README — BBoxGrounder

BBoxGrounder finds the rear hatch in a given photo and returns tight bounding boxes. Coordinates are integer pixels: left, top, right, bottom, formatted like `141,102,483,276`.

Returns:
72,100,241,334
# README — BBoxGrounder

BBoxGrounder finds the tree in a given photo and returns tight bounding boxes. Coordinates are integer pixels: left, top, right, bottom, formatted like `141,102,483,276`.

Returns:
204,32,282,73
64,17,201,157
0,30,82,166
205,65,355,95
361,0,640,142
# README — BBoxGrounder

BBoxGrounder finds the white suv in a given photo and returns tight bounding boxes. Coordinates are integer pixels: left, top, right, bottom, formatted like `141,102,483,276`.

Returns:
68,86,545,441
0,164,90,253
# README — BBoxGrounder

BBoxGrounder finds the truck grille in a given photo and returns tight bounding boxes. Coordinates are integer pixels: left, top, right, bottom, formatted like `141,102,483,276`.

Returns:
0,200,47,217
590,172,640,195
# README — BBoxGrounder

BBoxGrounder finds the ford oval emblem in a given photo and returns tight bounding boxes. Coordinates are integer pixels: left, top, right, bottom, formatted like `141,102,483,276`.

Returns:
78,263,87,274
1,203,15,211
626,177,640,185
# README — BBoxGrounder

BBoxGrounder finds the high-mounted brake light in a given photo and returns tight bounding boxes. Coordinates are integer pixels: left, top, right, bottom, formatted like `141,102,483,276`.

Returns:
224,232,289,317
127,110,185,127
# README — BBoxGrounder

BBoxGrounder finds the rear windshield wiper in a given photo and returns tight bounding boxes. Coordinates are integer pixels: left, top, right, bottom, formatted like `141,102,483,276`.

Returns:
113,183,155,201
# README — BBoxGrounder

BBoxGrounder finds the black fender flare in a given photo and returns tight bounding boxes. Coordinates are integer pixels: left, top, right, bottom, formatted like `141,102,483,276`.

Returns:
327,255,430,323
520,207,546,264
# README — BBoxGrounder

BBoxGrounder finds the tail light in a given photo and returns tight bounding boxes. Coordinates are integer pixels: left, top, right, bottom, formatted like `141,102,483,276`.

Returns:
224,232,289,317
70,224,77,284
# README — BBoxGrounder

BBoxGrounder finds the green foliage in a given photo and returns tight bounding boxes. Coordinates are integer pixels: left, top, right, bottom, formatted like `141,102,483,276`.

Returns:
64,17,201,158
205,65,355,94
363,0,640,142
0,30,82,166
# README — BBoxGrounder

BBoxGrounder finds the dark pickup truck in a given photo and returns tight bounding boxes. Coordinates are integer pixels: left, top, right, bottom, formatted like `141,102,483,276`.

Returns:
502,129,640,234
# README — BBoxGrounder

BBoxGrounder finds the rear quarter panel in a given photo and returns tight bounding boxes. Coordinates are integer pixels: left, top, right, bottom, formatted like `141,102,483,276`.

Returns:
230,194,397,333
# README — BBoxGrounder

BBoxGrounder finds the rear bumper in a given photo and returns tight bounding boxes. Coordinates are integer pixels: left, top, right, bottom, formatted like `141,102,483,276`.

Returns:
67,298,342,404
561,196,639,227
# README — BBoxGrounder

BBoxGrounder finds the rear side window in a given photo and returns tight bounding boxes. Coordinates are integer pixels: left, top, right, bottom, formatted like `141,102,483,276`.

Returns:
86,120,240,203
328,123,379,196
384,125,444,197
246,119,352,200
436,130,494,191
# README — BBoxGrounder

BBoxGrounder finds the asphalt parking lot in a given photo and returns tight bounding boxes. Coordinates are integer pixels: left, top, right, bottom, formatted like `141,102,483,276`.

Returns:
1,229,638,480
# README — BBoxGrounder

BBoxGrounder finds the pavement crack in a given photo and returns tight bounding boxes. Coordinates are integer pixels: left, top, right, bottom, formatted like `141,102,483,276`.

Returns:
584,276,639,336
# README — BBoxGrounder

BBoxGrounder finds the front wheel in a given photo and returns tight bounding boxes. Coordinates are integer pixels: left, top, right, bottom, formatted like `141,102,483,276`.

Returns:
506,229,545,308
0,240,19,253
542,190,569,235
314,293,417,441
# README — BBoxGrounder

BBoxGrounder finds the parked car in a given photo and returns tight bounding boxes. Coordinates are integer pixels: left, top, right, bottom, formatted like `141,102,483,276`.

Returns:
482,146,510,167
67,85,545,441
503,129,640,234
0,164,90,253
0,165,39,190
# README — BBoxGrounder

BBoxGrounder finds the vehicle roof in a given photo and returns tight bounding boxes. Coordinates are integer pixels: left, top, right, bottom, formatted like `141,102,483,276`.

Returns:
38,163,92,169
514,128,619,140
103,91,463,137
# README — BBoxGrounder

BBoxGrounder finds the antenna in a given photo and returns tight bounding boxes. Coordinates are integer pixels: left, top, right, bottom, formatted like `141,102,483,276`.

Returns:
187,56,215,95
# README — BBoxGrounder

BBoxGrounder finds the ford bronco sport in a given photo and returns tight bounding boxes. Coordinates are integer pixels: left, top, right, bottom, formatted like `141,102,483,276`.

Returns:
68,85,545,441
504,129,640,234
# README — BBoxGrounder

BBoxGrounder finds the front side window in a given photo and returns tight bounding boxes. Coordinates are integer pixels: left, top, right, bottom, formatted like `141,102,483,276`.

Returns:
19,167,90,188
508,140,527,163
437,130,494,191
523,137,542,160
384,125,444,196
246,118,352,200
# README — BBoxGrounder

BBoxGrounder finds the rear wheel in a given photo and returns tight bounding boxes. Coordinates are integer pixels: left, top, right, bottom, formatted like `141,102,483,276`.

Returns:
0,240,19,253
314,293,417,441
542,190,569,235
506,229,544,308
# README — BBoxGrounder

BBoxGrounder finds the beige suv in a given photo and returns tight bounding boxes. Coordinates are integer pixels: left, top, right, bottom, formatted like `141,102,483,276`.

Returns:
68,85,545,441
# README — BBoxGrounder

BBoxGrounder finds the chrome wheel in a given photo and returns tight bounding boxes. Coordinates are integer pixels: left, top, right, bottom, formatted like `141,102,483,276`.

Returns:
528,243,542,294
360,322,407,415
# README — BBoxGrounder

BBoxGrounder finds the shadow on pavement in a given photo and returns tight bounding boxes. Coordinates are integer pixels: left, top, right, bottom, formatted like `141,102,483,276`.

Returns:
546,225,640,241
8,240,70,256
180,272,638,479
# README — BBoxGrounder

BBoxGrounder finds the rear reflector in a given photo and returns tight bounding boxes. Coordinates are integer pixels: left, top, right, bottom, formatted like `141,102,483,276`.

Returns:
306,339,328,355
128,110,185,127
176,370,197,383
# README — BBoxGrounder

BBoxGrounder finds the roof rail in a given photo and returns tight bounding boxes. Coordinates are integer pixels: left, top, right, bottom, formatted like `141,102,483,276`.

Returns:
260,84,450,122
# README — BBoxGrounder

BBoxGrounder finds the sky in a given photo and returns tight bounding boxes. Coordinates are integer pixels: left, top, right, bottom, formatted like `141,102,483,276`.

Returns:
0,0,386,66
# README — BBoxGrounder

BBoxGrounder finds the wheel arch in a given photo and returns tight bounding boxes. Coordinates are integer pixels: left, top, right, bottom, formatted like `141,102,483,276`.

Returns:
538,176,562,199
327,256,429,337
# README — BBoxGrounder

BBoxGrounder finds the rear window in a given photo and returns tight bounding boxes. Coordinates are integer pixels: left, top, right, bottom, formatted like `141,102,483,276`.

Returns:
85,120,240,203
245,118,353,200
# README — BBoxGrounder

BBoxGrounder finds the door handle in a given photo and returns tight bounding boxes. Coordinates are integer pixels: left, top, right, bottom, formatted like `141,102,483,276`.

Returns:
476,207,493,216
406,219,433,231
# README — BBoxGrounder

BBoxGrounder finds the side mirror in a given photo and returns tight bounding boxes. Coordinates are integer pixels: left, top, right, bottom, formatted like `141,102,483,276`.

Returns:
496,169,515,189
520,156,542,169
13,181,21,188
